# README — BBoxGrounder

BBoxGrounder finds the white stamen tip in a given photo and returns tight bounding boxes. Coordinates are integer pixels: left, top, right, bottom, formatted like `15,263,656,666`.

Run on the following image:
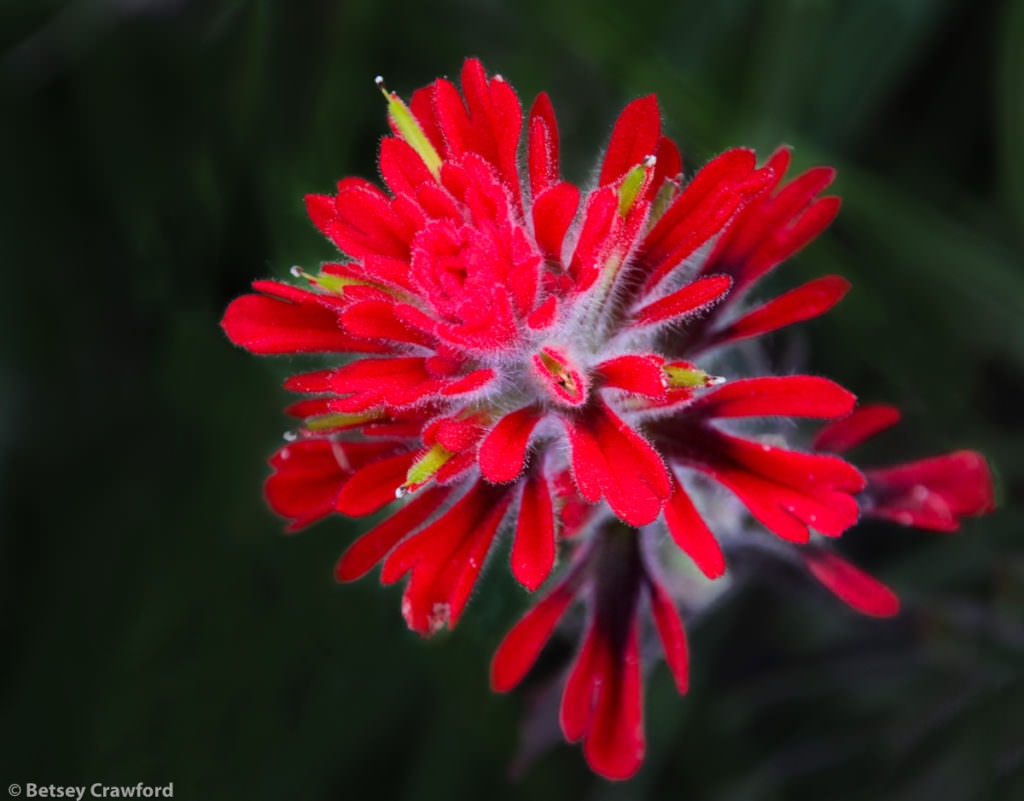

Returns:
374,75,385,88
282,430,299,442
289,265,303,277
643,154,657,168
395,486,409,499
707,375,727,386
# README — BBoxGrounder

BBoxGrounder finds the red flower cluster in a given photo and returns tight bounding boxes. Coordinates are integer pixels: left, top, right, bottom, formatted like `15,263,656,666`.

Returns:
221,59,995,779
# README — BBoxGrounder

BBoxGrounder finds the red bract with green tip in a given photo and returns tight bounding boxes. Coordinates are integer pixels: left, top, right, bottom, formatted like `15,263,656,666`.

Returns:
222,58,995,780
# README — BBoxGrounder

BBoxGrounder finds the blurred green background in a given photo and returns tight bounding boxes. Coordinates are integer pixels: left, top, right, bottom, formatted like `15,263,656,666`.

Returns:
2,0,1022,798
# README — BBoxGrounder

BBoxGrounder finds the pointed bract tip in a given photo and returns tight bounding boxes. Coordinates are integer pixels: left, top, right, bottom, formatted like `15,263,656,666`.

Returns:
617,158,657,215
379,80,443,178
286,266,353,295
399,443,455,496
664,363,724,389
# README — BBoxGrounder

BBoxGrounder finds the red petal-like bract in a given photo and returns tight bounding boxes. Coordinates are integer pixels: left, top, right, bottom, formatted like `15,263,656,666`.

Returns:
639,149,776,293
814,407,995,531
599,95,661,187
532,182,579,263
479,406,543,483
334,450,416,516
866,451,995,532
334,485,452,582
704,275,851,350
663,474,726,579
647,579,690,694
491,582,575,692
515,531,689,780
264,439,350,533
813,404,902,454
680,428,866,542
527,92,560,199
559,617,646,781
383,482,514,635
595,354,667,398
630,274,733,328
581,622,645,781
512,468,558,591
688,375,856,420
222,281,377,355
564,401,671,526
700,149,840,292
803,546,900,617
221,58,995,780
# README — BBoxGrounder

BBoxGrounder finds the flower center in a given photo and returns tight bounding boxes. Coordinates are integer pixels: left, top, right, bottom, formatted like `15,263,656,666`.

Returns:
530,345,589,407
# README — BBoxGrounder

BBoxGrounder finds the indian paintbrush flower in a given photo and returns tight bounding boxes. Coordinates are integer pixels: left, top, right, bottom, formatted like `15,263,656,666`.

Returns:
221,58,996,780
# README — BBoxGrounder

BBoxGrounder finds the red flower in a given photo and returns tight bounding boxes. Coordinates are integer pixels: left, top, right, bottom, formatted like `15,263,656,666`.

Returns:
796,404,996,615
814,404,996,531
491,525,687,780
221,59,995,778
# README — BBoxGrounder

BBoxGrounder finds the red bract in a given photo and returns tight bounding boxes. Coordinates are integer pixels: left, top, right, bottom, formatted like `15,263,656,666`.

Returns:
814,404,996,532
221,59,995,780
491,527,688,780
796,404,996,613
